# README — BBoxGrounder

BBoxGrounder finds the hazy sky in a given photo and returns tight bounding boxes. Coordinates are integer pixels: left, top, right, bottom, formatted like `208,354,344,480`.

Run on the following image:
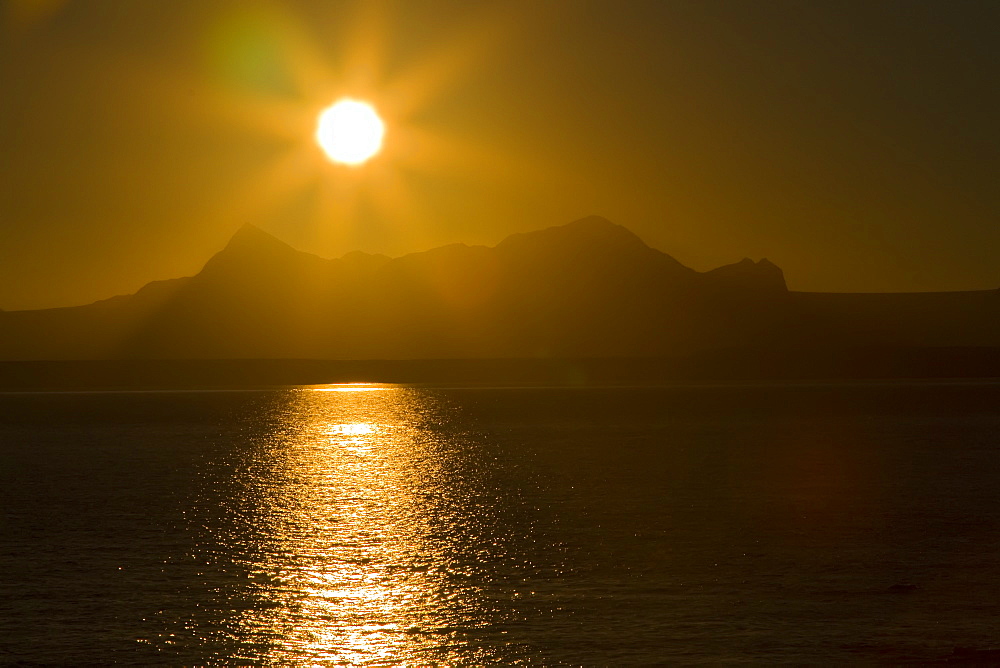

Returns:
2,0,997,310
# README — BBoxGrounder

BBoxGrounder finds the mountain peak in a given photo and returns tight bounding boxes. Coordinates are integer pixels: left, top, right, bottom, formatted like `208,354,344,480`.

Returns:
224,224,292,252
497,215,650,253
559,215,641,240
565,214,616,229
705,257,787,292
199,224,326,277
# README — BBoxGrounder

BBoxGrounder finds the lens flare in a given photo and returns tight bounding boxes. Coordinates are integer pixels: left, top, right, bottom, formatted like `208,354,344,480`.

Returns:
315,99,385,165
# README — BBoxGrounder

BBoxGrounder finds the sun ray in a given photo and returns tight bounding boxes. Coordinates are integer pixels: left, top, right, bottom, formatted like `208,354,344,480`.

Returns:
336,0,392,95
381,3,522,120
397,124,578,190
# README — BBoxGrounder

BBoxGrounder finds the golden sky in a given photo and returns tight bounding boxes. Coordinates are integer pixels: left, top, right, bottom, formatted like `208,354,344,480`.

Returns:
1,0,997,310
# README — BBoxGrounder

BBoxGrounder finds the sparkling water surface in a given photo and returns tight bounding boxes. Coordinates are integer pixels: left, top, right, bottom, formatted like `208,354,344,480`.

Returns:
2,381,1000,665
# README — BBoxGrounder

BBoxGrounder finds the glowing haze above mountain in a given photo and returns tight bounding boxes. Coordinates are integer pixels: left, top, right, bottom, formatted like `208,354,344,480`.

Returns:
1,0,997,310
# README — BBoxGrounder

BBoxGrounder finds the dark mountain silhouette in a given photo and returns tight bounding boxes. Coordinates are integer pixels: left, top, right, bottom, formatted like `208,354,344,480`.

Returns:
0,216,997,363
705,257,787,294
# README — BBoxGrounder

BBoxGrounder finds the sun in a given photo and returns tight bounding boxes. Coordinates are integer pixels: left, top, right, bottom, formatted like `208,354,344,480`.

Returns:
315,99,385,165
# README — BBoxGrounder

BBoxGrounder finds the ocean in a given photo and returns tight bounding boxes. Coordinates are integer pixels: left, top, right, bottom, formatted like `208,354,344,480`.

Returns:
2,381,999,665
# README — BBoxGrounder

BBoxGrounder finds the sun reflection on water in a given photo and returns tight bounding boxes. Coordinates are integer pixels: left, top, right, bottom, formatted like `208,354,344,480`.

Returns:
231,386,467,665
308,383,390,393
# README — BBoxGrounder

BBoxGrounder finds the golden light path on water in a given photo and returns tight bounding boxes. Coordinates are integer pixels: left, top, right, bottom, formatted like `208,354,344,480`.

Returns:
230,383,478,665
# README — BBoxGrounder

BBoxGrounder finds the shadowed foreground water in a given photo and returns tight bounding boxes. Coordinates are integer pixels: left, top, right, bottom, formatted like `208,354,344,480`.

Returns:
2,381,1000,664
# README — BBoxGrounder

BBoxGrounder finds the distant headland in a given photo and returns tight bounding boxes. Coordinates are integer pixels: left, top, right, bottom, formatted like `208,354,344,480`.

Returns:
1,216,997,387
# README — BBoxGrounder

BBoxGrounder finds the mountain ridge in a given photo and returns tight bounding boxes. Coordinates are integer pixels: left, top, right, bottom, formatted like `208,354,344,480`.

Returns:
36,217,792,310
0,216,996,360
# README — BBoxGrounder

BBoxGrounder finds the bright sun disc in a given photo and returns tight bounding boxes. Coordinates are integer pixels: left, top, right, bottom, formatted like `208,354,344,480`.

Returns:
316,99,385,165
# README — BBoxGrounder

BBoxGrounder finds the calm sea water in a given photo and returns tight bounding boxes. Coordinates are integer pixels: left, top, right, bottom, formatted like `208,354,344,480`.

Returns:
2,381,1000,665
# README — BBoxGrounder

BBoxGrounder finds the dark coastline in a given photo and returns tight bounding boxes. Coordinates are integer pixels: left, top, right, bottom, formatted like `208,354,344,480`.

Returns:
2,346,999,391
